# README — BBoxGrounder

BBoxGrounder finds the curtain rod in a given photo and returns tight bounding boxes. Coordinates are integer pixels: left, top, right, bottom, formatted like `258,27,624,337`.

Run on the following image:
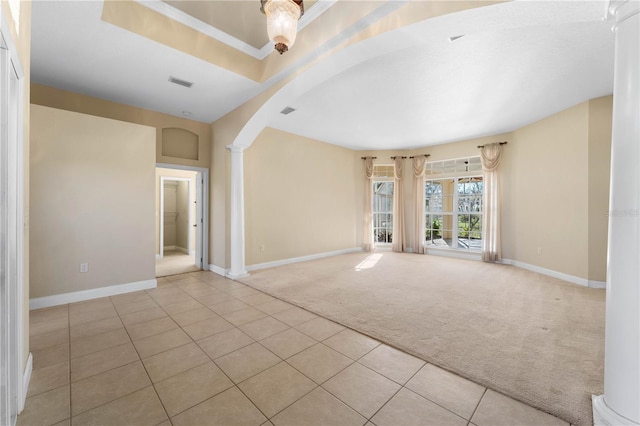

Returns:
409,154,430,159
390,156,407,160
477,141,508,148
360,156,377,159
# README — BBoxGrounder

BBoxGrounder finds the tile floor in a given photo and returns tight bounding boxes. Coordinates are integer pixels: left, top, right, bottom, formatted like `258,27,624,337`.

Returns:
20,271,569,426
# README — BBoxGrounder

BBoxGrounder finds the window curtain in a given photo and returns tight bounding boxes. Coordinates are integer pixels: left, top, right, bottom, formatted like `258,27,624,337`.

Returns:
412,156,427,254
363,157,375,252
480,143,504,262
392,157,405,253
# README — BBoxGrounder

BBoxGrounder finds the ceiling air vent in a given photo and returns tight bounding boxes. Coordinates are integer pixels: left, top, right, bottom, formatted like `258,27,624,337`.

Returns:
168,76,194,88
280,106,296,115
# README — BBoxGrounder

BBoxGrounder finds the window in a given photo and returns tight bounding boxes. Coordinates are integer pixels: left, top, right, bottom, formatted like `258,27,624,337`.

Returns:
373,165,394,244
424,157,483,251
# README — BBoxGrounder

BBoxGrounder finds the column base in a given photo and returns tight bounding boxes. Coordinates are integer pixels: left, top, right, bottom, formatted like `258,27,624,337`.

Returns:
226,271,250,280
593,395,639,426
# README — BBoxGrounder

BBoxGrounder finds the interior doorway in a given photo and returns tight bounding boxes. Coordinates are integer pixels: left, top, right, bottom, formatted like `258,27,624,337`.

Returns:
155,165,209,277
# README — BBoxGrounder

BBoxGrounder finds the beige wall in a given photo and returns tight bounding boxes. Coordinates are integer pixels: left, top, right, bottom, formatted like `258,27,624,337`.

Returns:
588,96,613,282
30,105,156,298
209,118,231,269
31,84,211,169
503,103,590,279
244,127,359,265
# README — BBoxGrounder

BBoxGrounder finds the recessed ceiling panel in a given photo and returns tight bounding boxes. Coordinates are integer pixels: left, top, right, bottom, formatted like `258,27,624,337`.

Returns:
163,0,317,49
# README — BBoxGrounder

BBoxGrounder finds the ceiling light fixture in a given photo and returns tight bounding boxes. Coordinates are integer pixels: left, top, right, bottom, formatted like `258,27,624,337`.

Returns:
260,0,304,55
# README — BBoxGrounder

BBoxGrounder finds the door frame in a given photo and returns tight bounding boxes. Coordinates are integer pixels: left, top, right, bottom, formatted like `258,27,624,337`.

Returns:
157,163,209,270
1,8,27,423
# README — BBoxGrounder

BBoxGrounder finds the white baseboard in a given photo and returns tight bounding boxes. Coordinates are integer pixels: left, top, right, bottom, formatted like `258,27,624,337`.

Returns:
175,246,188,255
19,352,32,412
227,271,250,280
208,264,227,277
156,254,162,259
209,248,364,278
208,264,250,280
29,279,158,310
164,245,176,251
501,258,605,289
247,247,363,272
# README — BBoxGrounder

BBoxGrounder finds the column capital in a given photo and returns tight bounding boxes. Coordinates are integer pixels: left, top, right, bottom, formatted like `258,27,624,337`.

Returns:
608,0,639,31
226,144,246,153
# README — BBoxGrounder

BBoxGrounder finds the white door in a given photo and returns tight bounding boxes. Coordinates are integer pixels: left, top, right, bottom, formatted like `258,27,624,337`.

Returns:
1,16,25,426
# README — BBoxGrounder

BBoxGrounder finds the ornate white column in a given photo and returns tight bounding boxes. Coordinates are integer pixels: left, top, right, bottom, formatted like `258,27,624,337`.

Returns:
592,1,640,425
226,145,249,279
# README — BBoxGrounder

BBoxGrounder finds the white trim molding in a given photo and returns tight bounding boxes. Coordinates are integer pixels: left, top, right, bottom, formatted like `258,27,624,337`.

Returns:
227,271,251,280
208,264,227,277
593,395,639,426
588,280,607,289
501,258,605,289
210,248,364,278
29,279,157,310
247,247,363,272
19,353,32,412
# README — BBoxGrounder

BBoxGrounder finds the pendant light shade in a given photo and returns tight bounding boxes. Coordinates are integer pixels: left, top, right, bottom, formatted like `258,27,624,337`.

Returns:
260,0,304,54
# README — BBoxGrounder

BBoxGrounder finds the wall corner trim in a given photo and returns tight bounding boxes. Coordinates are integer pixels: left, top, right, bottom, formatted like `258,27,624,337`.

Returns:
19,353,32,413
246,247,363,272
501,258,601,289
29,279,158,310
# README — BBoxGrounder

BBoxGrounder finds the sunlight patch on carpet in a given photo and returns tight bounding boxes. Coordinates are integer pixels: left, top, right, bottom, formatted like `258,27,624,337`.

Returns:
355,253,383,271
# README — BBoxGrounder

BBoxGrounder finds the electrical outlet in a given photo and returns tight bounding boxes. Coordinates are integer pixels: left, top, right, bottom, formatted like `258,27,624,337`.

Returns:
259,244,265,252
537,247,543,255
80,263,89,273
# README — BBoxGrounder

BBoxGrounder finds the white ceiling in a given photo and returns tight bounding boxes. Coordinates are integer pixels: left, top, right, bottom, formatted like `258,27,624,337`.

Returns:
30,0,615,151
30,1,264,123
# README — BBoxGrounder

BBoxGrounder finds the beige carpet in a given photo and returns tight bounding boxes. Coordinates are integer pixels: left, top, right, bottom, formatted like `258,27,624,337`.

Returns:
156,250,199,277
239,251,605,426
